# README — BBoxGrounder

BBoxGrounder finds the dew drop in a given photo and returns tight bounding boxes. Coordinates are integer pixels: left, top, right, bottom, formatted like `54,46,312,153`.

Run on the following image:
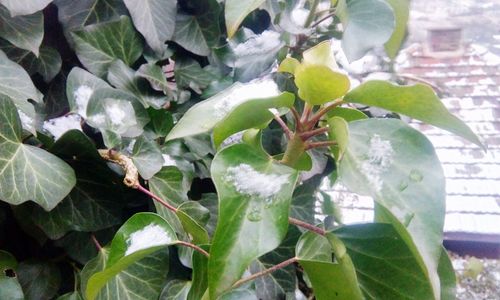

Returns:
247,207,262,222
398,180,408,191
409,169,423,182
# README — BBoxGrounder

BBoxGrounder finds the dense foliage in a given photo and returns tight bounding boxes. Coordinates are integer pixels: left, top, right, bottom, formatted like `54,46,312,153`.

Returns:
0,0,483,299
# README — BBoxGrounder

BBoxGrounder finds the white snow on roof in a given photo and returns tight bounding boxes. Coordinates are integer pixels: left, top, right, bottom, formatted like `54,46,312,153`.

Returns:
74,85,93,118
42,114,82,140
224,163,289,199
125,224,173,255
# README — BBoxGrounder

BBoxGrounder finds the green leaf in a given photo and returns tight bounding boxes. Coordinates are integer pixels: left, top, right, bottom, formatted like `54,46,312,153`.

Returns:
219,288,258,300
176,201,210,244
131,135,164,179
108,59,168,108
86,87,150,140
328,116,349,160
0,97,76,211
81,247,169,300
0,7,43,55
174,57,214,92
334,223,438,299
85,212,178,300
71,16,143,77
0,49,42,128
339,118,446,298
278,57,300,74
54,0,127,32
188,244,210,300
173,6,220,57
17,260,61,300
289,182,317,224
294,64,350,105
344,80,483,148
438,248,457,300
146,108,174,137
30,130,124,239
123,0,176,55
384,0,410,59
296,232,363,300
326,107,368,122
0,0,52,17
137,63,171,94
167,80,293,142
224,0,265,38
160,280,191,300
336,0,395,61
302,41,339,71
57,292,83,300
209,143,299,298
0,251,24,300
66,67,111,118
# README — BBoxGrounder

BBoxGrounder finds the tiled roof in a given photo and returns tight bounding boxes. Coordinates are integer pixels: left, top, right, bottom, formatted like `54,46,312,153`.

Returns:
323,43,500,240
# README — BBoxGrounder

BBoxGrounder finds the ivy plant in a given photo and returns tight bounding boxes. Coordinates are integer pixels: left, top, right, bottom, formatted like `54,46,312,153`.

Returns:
0,0,481,299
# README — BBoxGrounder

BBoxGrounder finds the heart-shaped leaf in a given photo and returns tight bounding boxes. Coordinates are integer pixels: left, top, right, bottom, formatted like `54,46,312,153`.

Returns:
209,143,298,298
294,64,350,105
123,0,176,55
71,16,143,77
0,97,76,211
338,118,446,298
0,7,43,55
167,79,294,143
85,212,178,300
344,80,483,148
131,135,164,180
336,0,395,61
66,67,110,118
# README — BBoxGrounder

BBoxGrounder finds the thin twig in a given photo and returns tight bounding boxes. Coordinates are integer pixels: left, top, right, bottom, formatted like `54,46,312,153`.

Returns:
300,127,329,141
232,257,298,289
176,241,210,258
311,11,336,28
270,110,293,139
91,234,102,251
305,140,337,150
288,217,326,236
306,99,343,129
136,184,178,213
290,107,302,131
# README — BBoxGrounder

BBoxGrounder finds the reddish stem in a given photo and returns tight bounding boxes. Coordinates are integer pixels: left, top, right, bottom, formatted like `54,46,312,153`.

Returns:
300,127,329,141
232,257,298,288
91,234,102,251
271,112,293,140
305,140,337,150
176,241,210,258
288,217,326,236
305,99,343,129
136,184,178,213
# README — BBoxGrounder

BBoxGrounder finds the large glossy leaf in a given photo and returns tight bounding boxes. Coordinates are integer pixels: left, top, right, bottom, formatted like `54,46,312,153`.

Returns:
336,0,395,61
0,7,43,55
0,251,24,300
188,244,210,300
338,118,446,298
296,232,363,300
17,260,61,300
85,212,178,300
0,0,52,16
209,143,299,298
173,0,221,57
81,247,169,300
176,201,210,244
131,135,164,179
384,0,410,59
66,67,110,118
108,59,168,108
0,97,76,211
167,79,293,142
30,130,123,239
123,0,176,55
344,80,483,148
0,50,42,126
224,0,265,38
71,16,143,77
294,64,350,105
54,0,127,32
333,223,437,299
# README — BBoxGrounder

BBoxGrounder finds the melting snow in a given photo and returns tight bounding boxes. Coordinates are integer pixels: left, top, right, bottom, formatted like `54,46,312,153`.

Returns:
125,224,172,255
233,30,282,57
17,109,34,132
213,79,280,119
106,102,127,125
224,163,289,199
360,134,394,192
43,114,82,140
162,154,177,167
74,85,93,118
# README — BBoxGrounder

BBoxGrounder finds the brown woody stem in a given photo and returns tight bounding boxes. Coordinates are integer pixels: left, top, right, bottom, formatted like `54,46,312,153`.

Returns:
176,241,210,258
288,217,326,236
232,257,298,289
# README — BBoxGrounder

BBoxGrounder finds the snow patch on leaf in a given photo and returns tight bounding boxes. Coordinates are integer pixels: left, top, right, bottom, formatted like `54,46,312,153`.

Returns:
233,30,282,58
74,85,93,118
360,134,394,192
224,163,289,199
162,154,177,166
17,109,34,132
43,114,82,140
125,224,173,255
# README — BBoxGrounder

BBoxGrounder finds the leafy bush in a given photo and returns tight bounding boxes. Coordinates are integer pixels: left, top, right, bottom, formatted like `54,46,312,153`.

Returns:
0,0,482,299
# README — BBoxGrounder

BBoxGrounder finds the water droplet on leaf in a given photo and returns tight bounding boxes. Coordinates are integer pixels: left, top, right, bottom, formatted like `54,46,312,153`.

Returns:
398,180,408,191
409,169,423,182
247,208,262,222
